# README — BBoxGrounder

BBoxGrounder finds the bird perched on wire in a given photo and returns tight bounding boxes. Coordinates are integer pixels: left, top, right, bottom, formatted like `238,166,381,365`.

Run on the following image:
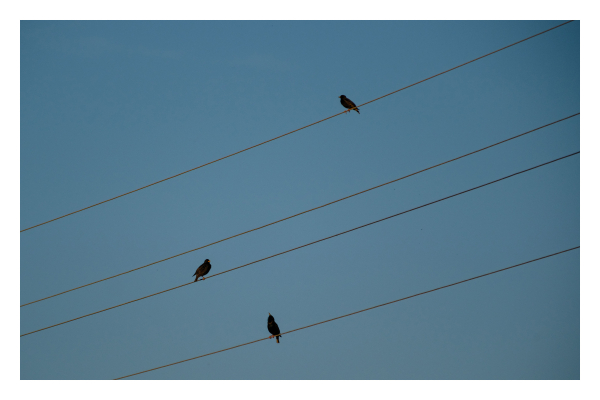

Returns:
267,313,282,343
339,95,360,114
193,259,211,282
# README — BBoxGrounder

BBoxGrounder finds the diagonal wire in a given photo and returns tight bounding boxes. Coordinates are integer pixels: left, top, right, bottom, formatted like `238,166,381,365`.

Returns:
20,20,574,233
20,113,580,307
20,152,580,337
114,246,580,379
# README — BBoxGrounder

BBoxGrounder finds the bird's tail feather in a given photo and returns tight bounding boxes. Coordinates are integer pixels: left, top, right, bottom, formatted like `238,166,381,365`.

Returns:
355,108,360,114
276,335,280,343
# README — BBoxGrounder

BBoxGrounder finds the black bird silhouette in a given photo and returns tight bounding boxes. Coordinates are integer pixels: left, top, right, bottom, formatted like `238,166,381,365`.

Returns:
339,95,360,114
267,313,281,343
193,259,211,282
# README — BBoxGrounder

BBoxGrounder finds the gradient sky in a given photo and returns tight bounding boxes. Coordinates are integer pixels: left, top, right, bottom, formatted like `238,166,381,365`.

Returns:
20,20,580,381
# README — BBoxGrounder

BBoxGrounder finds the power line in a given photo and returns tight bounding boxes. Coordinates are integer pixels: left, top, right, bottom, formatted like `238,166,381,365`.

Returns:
20,152,579,337
113,246,580,379
20,114,579,307
20,20,574,234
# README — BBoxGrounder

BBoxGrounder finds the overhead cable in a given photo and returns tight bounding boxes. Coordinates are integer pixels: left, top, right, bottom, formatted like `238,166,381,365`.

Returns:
20,151,579,337
20,114,579,308
20,20,574,233
113,246,580,379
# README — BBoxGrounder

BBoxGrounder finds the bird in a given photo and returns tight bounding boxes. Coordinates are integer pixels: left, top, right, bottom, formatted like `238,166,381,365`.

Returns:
193,259,211,282
267,313,281,343
339,95,360,114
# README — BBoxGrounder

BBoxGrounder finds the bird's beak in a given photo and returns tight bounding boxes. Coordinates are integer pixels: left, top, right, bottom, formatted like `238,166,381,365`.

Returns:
269,313,271,316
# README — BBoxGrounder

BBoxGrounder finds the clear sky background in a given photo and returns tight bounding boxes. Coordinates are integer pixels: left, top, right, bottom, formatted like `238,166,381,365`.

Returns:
20,20,580,381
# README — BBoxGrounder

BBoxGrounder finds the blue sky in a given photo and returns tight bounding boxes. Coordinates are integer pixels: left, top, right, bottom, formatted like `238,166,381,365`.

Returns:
20,20,580,382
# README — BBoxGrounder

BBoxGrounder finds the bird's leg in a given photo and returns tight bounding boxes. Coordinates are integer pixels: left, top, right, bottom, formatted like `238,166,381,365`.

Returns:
202,276,205,280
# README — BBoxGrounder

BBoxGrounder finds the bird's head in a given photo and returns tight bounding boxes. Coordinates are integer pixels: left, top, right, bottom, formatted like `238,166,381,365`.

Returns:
339,95,345,98
205,259,210,263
